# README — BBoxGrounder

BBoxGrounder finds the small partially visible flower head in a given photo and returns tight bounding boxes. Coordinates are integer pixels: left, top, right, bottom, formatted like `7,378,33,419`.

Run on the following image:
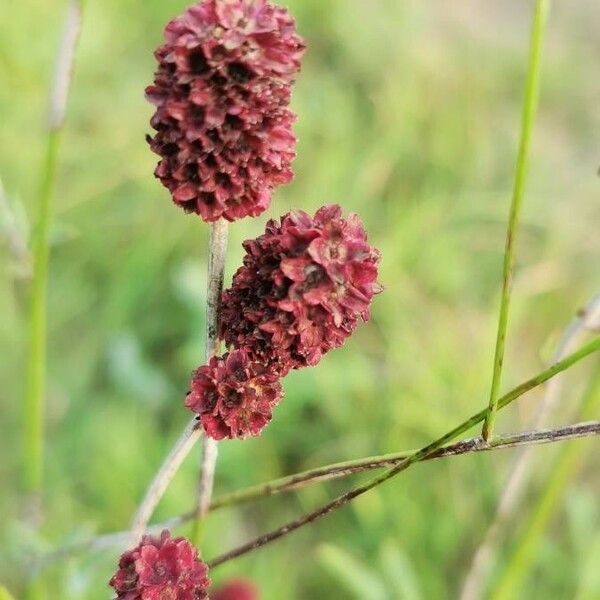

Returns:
146,0,305,222
109,530,209,600
186,349,283,440
212,578,260,600
221,204,382,374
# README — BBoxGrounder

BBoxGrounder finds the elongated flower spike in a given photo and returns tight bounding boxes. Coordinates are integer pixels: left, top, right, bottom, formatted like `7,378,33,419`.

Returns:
146,0,305,222
221,204,382,375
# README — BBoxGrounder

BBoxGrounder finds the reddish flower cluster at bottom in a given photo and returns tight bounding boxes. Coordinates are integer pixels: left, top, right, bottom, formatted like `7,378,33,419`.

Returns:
109,530,209,600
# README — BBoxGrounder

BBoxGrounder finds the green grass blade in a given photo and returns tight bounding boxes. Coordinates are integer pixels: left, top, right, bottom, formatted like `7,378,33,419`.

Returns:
483,0,550,441
318,543,388,600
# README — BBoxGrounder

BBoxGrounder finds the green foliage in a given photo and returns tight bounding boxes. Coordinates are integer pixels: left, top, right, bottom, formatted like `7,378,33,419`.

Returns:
491,367,600,599
1,1,599,598
318,544,388,600
0,585,17,600
318,541,423,600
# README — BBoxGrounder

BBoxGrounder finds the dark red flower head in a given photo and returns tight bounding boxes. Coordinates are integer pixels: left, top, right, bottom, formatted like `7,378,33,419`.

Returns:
220,204,382,375
186,349,283,440
146,0,305,222
212,578,259,600
109,530,209,600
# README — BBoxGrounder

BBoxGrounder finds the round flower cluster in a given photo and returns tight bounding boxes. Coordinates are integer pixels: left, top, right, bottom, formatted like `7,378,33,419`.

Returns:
146,0,305,222
220,204,382,375
109,530,209,600
186,349,283,440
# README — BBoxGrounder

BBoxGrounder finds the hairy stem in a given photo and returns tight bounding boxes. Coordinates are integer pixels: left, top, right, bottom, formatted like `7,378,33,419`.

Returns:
128,419,202,544
192,218,229,545
23,0,83,521
206,336,600,568
483,0,550,441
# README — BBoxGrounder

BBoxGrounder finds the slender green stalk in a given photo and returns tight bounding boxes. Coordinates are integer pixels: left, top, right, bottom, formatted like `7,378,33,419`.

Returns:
210,451,415,510
483,0,550,441
24,130,60,502
195,332,600,512
23,6,82,598
491,364,600,600
207,336,600,568
23,0,83,512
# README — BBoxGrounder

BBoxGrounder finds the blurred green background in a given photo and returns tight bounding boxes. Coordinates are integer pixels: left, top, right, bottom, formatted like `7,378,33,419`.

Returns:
1,0,599,598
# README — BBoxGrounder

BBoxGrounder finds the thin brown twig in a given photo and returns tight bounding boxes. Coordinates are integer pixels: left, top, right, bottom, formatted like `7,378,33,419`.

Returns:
40,335,600,563
41,418,600,566
202,336,600,567
206,420,600,569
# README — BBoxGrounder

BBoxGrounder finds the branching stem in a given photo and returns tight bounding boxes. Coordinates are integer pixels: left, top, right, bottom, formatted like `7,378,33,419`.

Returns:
37,420,600,565
42,337,600,565
207,335,600,568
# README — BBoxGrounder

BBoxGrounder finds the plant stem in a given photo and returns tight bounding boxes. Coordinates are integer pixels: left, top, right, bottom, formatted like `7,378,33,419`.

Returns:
23,5,82,599
127,220,228,547
23,0,83,521
191,218,229,545
483,0,550,442
24,130,59,510
206,420,600,569
206,335,600,568
128,419,202,544
39,337,600,564
491,364,600,600
37,418,600,566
